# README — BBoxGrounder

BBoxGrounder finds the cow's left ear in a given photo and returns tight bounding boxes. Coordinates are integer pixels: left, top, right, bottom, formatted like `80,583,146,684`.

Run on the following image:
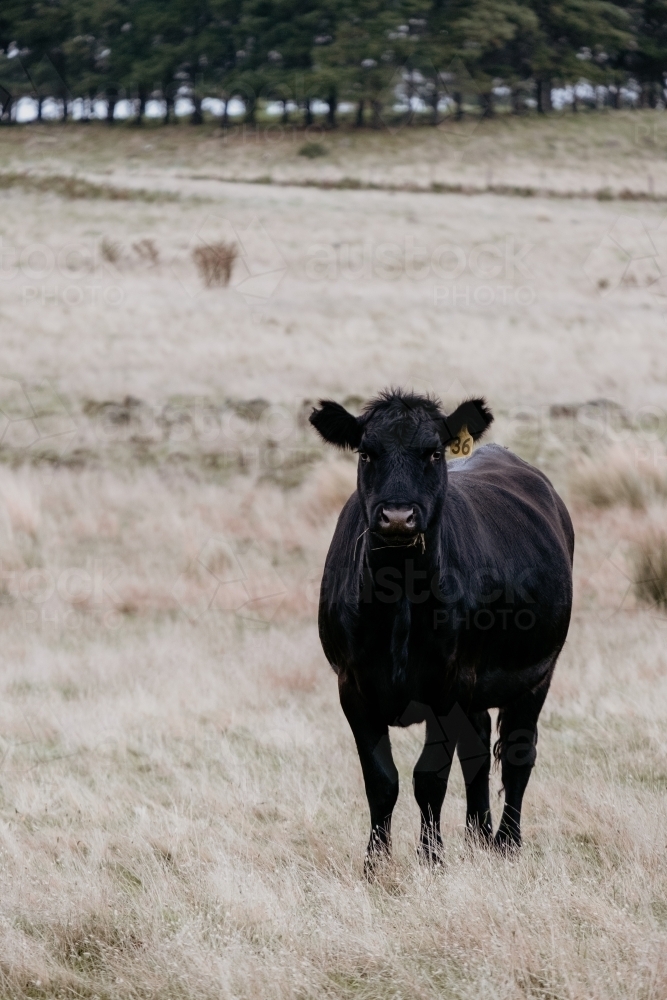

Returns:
440,397,493,444
309,400,363,449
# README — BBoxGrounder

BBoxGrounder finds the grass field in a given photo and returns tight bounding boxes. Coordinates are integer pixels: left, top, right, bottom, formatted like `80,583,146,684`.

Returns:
0,114,666,999
3,107,667,196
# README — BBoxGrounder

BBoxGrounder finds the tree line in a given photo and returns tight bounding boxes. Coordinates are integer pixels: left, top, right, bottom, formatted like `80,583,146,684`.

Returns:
1,0,666,125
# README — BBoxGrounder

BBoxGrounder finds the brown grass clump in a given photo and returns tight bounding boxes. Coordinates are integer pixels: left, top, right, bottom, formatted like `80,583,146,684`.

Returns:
132,238,159,266
0,170,179,202
299,141,327,159
569,449,667,510
192,241,238,287
633,530,667,609
100,237,122,265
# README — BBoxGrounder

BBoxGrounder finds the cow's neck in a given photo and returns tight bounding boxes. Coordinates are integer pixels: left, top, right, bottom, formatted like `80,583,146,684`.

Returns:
364,542,437,683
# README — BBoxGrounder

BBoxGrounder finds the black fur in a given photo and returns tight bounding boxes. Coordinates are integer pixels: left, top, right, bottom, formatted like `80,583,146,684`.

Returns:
440,397,494,444
309,400,362,449
311,389,573,871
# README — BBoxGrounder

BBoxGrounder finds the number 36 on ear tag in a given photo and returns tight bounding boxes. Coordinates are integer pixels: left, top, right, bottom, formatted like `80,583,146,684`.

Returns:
447,424,473,457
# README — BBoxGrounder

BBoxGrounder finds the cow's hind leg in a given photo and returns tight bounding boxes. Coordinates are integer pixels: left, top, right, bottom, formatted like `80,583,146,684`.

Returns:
458,710,493,844
413,715,452,863
494,681,549,850
338,674,399,876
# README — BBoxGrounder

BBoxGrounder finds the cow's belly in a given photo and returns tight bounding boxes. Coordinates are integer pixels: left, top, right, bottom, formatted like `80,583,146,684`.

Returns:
350,596,569,723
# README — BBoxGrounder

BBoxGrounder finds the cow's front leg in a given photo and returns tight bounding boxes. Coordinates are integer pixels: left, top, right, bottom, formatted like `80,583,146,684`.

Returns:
413,715,453,863
339,673,398,876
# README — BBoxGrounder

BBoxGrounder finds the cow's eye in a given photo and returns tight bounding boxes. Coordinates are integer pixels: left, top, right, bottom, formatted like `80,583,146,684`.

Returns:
430,450,442,462
359,452,370,463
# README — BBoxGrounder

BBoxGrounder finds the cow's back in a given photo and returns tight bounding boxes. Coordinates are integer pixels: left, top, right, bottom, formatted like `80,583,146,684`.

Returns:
447,443,574,566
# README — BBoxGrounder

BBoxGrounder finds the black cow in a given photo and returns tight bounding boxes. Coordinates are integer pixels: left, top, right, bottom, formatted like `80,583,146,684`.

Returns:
310,390,574,873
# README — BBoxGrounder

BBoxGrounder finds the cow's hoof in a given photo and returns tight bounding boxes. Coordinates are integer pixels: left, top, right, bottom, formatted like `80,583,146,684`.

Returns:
493,830,521,855
363,839,391,880
363,850,389,880
416,840,444,866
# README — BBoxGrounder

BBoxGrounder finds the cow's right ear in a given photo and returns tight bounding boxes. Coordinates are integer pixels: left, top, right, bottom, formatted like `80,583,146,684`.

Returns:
309,400,363,450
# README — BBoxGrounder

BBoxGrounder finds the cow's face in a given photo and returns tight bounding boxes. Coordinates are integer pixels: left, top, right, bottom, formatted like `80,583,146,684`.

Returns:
310,391,493,541
355,403,447,538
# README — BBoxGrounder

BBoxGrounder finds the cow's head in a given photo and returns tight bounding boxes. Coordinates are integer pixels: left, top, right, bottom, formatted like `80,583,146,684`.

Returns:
310,390,493,540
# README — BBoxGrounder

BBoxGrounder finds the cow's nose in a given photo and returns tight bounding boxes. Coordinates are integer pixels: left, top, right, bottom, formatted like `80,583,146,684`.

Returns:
379,507,416,535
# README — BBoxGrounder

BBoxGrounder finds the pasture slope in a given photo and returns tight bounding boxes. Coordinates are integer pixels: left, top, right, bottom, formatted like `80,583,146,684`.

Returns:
0,113,666,999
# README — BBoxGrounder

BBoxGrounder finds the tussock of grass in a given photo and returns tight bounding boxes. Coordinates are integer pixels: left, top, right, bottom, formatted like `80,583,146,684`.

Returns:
192,241,238,287
634,530,667,609
100,236,121,264
569,450,667,510
298,141,328,159
132,237,159,265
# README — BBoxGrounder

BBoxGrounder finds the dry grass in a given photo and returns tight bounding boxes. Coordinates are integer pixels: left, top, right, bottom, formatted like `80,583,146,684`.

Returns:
298,141,328,159
634,529,667,609
4,111,667,197
192,241,238,287
0,123,666,998
1,184,666,409
100,237,122,266
0,446,666,998
569,448,667,510
132,238,160,266
0,169,180,202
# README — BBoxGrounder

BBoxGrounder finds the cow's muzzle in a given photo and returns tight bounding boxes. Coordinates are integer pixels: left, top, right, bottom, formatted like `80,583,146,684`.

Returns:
374,506,418,538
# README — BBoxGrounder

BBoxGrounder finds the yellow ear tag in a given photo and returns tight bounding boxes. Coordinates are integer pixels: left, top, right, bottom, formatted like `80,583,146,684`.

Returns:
447,425,473,457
